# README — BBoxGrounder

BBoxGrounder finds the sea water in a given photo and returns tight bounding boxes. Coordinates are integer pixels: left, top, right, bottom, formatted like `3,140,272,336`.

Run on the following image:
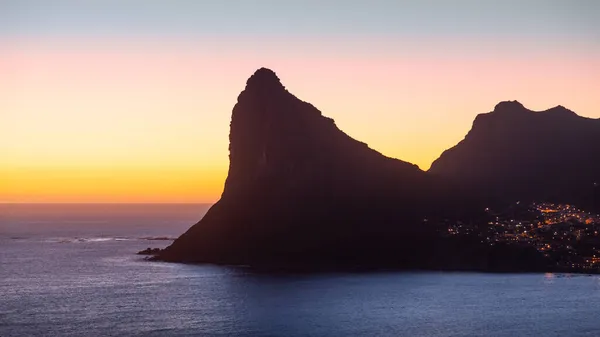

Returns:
1,204,600,337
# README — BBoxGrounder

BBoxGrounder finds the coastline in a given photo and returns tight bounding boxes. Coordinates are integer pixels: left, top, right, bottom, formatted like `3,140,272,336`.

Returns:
138,247,600,276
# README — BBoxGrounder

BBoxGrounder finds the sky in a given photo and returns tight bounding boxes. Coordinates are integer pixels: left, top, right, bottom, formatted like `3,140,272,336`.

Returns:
1,0,599,203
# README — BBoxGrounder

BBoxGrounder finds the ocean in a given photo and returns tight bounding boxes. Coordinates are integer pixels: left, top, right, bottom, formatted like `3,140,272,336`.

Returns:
1,203,600,337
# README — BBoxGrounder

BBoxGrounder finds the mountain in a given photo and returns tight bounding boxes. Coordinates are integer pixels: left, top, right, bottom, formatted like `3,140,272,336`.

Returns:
157,69,546,271
159,68,432,267
429,101,600,211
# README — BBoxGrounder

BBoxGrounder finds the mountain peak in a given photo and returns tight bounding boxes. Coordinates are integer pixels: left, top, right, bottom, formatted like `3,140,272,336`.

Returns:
545,105,577,117
245,67,284,91
493,100,526,112
490,101,581,119
227,66,424,198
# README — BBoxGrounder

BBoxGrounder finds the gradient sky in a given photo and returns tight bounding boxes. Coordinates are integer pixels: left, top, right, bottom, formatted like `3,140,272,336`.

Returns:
2,0,599,203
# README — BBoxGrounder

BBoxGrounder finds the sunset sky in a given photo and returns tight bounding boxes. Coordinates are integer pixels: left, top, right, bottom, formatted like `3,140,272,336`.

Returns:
2,1,599,203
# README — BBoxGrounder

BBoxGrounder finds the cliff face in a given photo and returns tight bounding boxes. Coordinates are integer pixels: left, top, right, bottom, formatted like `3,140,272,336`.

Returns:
159,68,447,267
224,68,426,201
429,101,600,209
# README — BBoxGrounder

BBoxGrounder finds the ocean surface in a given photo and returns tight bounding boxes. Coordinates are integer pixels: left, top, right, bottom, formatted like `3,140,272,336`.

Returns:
2,203,600,337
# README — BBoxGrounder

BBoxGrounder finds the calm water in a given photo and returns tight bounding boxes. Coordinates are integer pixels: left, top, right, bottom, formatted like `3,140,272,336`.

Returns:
2,204,600,337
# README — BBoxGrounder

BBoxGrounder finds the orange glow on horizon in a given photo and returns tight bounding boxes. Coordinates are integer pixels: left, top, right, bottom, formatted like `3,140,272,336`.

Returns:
0,165,227,203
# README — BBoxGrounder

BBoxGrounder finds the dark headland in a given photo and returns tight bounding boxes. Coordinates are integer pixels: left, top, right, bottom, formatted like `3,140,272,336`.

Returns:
151,68,600,273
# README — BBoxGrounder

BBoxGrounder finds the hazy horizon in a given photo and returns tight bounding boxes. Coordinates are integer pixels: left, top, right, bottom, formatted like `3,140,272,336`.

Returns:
3,0,599,203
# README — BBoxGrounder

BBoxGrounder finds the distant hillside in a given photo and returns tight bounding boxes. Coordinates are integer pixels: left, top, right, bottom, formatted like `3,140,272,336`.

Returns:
429,101,600,210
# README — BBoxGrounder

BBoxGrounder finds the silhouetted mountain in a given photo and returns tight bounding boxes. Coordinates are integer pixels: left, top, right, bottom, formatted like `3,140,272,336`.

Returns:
160,68,430,267
158,69,545,271
429,101,600,211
